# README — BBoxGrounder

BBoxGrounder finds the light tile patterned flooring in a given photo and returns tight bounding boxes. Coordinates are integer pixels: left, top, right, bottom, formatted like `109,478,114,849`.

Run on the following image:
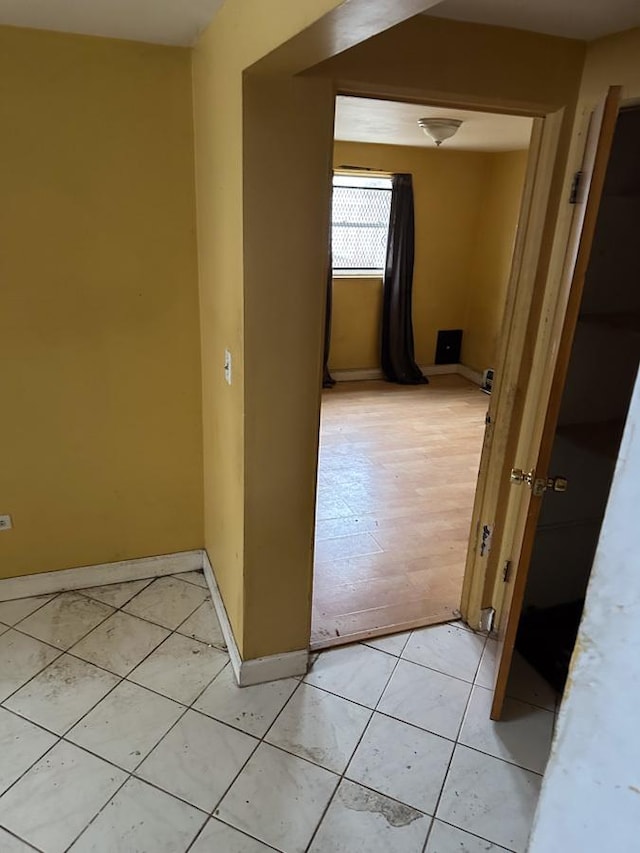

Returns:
0,573,557,852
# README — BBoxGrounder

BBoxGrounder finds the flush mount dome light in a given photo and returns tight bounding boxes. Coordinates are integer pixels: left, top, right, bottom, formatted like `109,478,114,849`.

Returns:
418,117,463,147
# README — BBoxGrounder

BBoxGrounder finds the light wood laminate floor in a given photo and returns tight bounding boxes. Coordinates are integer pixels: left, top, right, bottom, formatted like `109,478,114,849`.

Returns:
312,375,488,649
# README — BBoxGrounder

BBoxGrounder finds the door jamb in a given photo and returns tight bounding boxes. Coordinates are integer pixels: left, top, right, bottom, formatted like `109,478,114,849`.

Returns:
459,109,565,629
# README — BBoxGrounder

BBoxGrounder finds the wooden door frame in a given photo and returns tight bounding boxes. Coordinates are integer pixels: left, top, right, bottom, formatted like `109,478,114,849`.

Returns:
321,87,569,640
460,109,565,629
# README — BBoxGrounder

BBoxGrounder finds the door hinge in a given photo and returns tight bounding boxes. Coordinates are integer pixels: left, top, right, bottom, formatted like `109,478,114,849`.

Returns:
485,413,491,426
569,170,583,204
502,560,513,583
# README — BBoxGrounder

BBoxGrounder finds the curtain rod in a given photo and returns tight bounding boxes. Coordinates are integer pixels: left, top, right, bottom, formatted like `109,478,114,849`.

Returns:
335,166,397,180
337,165,389,172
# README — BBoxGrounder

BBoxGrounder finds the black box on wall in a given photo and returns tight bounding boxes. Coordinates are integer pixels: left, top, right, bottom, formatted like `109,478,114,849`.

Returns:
435,329,463,364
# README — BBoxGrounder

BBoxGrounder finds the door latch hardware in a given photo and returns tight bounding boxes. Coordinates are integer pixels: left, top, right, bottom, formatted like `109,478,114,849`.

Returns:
510,468,535,487
533,476,568,496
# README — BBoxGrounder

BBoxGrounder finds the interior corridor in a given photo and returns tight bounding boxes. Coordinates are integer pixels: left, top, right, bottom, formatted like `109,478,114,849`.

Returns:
312,375,487,648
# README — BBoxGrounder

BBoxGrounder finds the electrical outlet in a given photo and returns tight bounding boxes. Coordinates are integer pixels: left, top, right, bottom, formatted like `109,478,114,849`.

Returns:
0,515,12,531
224,349,232,385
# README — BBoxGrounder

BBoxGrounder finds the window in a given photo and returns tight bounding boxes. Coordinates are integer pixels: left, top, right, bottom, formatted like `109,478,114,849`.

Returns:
331,174,392,274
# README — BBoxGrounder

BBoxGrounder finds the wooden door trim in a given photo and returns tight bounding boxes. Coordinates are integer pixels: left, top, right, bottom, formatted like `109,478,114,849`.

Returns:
489,86,622,720
460,109,564,627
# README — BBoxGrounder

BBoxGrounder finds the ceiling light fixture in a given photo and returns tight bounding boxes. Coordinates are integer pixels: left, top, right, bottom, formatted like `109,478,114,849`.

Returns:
418,117,463,147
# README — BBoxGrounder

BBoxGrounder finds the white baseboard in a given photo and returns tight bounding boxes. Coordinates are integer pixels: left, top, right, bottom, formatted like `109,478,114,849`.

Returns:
457,363,484,386
419,364,458,377
330,363,483,385
238,649,309,686
0,550,203,602
202,551,308,687
201,551,243,682
330,367,383,381
1,546,308,687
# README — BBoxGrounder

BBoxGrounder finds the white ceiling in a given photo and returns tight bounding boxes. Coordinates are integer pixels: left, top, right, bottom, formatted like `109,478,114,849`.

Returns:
425,0,640,41
0,0,224,46
0,0,637,48
334,96,533,152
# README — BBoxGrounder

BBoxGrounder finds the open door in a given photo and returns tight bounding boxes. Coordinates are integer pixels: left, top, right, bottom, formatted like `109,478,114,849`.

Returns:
490,86,622,720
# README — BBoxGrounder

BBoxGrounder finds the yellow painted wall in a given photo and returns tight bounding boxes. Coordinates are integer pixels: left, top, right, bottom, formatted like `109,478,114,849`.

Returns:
463,150,529,373
192,0,431,658
330,278,383,370
581,28,640,104
0,26,203,579
329,141,528,372
192,1,344,656
242,75,336,659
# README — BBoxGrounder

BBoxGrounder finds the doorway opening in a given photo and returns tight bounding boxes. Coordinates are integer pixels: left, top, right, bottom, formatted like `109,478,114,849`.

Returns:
311,95,534,650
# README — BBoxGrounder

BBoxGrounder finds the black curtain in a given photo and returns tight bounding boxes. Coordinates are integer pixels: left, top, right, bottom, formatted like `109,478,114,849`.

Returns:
322,261,336,388
381,173,428,385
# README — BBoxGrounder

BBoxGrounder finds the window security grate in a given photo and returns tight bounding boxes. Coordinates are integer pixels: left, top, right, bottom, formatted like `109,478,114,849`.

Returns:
331,183,392,272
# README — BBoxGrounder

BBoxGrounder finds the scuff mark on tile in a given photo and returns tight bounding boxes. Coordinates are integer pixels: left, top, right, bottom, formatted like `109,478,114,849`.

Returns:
341,783,424,828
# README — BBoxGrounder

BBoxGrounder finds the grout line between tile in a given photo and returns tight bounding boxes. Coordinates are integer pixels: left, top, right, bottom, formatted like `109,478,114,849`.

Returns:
4,580,226,706
471,681,556,718
59,765,206,853
0,735,64,823
450,741,545,778
0,636,68,708
302,644,409,853
398,656,487,687
208,676,309,822
127,660,245,785
63,645,241,849
2,581,543,853
420,632,488,853
434,817,518,853
0,591,63,627
0,823,45,852
58,650,226,851
0,577,230,853
75,576,155,608
73,574,211,636
115,577,211,635
8,599,119,668
1,581,230,812
186,816,283,853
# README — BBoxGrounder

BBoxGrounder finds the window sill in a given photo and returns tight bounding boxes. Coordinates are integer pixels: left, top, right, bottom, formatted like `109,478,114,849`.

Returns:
332,271,385,279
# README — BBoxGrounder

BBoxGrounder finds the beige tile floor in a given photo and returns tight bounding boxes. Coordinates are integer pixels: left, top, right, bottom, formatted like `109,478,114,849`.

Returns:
0,573,557,853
